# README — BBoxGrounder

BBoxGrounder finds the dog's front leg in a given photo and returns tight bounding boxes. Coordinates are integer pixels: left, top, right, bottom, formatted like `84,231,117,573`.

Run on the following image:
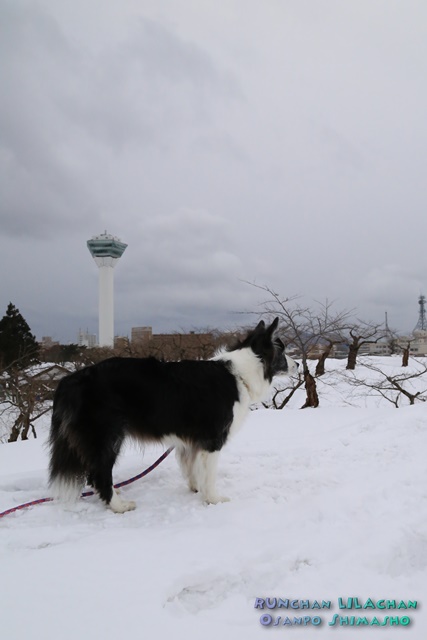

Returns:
197,451,230,505
108,488,136,514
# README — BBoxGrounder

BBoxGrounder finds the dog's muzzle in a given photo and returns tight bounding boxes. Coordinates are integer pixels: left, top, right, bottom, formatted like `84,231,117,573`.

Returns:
271,353,299,377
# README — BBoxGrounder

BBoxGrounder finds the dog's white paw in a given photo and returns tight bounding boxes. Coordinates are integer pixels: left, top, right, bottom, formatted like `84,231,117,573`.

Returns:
204,495,230,505
109,490,136,513
109,499,136,514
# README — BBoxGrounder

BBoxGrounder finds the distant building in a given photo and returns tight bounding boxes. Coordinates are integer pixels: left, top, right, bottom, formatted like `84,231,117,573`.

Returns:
78,329,97,348
397,330,427,356
114,336,129,350
359,341,392,357
40,336,60,349
131,326,153,344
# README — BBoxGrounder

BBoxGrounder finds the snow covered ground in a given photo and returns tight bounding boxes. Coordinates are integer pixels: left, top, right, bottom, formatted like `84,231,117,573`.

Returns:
1,358,427,639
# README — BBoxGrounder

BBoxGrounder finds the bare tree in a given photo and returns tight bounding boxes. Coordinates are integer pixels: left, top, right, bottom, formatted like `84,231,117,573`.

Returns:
339,321,386,370
1,365,68,442
300,368,320,408
344,358,427,407
245,284,351,408
315,338,343,376
398,338,415,367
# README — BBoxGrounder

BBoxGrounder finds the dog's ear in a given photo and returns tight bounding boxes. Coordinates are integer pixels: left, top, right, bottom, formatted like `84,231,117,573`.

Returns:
254,319,266,333
267,317,279,336
274,337,285,352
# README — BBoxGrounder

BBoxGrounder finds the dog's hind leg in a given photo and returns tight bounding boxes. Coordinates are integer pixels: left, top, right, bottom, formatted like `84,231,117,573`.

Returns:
195,450,230,505
90,449,135,513
49,434,86,503
176,444,199,493
91,465,136,513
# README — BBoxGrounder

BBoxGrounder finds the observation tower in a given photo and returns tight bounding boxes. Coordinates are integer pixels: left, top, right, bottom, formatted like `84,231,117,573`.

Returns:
87,231,127,347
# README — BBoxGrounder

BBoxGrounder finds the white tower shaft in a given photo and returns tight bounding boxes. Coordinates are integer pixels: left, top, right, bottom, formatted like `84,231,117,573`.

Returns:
98,264,115,347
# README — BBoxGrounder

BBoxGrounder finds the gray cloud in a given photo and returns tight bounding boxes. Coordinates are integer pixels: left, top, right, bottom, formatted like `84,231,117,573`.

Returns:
0,2,239,240
117,208,247,332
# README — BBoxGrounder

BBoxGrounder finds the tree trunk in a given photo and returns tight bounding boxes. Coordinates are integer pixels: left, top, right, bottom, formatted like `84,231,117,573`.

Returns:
7,416,23,442
21,414,32,440
346,345,358,370
402,345,409,367
315,345,332,376
301,368,319,408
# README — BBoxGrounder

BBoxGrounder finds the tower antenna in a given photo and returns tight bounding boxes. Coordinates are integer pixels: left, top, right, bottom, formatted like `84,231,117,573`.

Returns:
385,311,390,334
414,294,427,332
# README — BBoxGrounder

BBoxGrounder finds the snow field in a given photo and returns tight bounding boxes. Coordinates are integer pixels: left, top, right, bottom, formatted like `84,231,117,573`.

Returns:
1,359,427,638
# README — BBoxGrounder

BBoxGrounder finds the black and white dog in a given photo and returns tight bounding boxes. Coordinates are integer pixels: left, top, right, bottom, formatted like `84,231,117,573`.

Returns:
48,318,297,513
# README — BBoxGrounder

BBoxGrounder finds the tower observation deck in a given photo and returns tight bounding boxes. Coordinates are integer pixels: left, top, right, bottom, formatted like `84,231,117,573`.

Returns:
87,231,127,347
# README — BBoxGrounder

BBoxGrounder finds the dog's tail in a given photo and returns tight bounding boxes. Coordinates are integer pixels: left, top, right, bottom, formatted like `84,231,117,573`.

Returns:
48,375,87,503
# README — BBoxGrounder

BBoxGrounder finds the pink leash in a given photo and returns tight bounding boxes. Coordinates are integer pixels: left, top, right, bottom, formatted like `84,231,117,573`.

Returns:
0,447,174,519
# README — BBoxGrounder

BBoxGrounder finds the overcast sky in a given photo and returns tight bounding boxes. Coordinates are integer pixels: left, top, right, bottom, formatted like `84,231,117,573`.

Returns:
1,0,427,342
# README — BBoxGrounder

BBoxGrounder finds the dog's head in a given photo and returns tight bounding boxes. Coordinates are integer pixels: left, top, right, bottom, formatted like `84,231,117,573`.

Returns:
236,317,298,382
